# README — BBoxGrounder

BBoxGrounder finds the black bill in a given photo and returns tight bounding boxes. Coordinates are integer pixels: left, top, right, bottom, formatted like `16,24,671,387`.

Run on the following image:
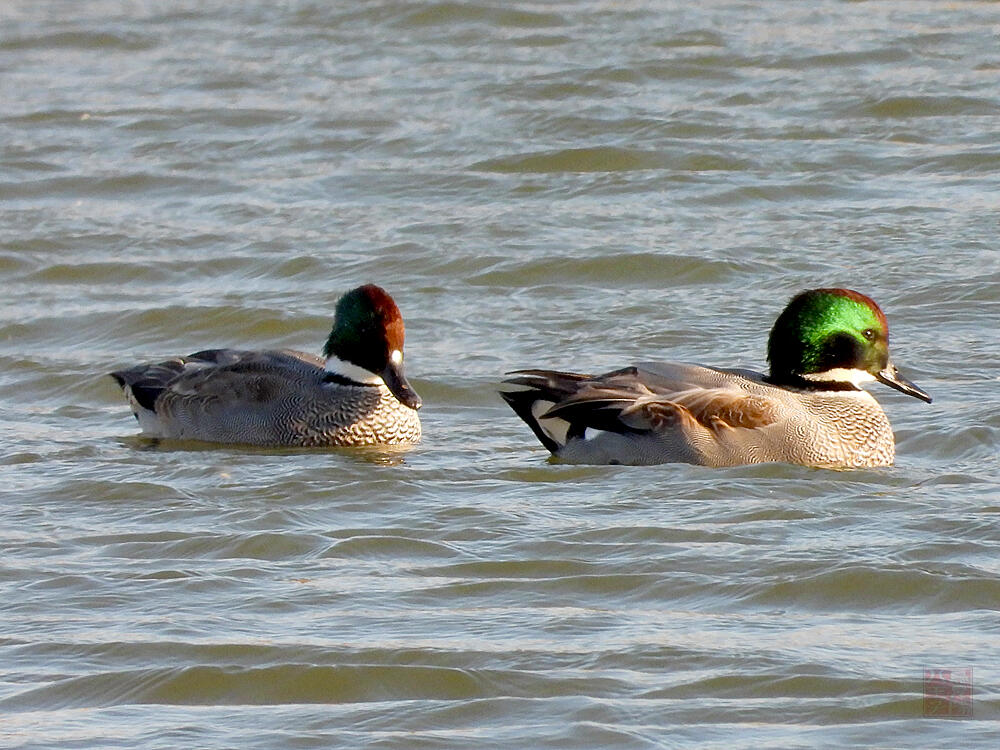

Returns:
876,361,932,404
381,361,422,410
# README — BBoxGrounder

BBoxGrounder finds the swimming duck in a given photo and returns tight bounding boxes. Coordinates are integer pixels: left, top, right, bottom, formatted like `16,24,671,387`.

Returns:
111,284,421,446
500,288,930,468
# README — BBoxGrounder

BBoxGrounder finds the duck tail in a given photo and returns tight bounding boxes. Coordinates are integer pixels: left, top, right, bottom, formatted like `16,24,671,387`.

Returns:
499,369,594,454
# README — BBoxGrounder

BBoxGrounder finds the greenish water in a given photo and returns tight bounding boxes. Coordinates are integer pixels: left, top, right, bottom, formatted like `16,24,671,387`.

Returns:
1,1,998,747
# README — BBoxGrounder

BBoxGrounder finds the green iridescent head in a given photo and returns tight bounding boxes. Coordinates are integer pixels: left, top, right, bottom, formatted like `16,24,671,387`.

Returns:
323,284,421,410
767,288,931,402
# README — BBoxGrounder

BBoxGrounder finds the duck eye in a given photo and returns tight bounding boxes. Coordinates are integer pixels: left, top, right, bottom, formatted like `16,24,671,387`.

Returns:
862,328,876,341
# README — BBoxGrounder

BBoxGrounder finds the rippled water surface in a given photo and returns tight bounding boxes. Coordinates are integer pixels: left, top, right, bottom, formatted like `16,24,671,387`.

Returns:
2,1,999,747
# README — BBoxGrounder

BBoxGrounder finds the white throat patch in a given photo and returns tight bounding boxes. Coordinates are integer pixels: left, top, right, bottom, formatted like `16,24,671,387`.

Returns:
324,355,384,386
802,368,875,387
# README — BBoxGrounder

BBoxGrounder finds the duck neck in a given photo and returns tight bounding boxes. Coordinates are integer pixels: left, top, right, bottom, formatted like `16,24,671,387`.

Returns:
323,355,384,387
766,367,872,393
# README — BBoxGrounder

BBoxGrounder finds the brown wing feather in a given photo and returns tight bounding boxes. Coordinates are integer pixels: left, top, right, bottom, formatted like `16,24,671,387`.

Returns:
618,398,699,431
664,389,780,432
546,381,779,435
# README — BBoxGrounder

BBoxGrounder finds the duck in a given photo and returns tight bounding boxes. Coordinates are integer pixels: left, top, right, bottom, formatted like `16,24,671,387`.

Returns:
500,288,931,468
110,284,421,446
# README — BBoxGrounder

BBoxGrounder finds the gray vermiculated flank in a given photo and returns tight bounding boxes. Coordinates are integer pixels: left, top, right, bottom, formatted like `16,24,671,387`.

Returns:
111,348,421,447
502,362,895,468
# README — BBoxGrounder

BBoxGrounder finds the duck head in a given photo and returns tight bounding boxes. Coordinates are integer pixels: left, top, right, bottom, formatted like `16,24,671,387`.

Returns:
766,288,931,403
323,284,422,410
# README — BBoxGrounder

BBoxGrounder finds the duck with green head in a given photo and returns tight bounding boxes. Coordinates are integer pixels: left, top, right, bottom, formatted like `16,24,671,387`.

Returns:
111,284,422,446
501,288,930,468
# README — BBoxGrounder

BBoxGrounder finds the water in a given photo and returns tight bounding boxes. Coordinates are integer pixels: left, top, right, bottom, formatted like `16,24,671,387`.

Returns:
2,1,999,747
